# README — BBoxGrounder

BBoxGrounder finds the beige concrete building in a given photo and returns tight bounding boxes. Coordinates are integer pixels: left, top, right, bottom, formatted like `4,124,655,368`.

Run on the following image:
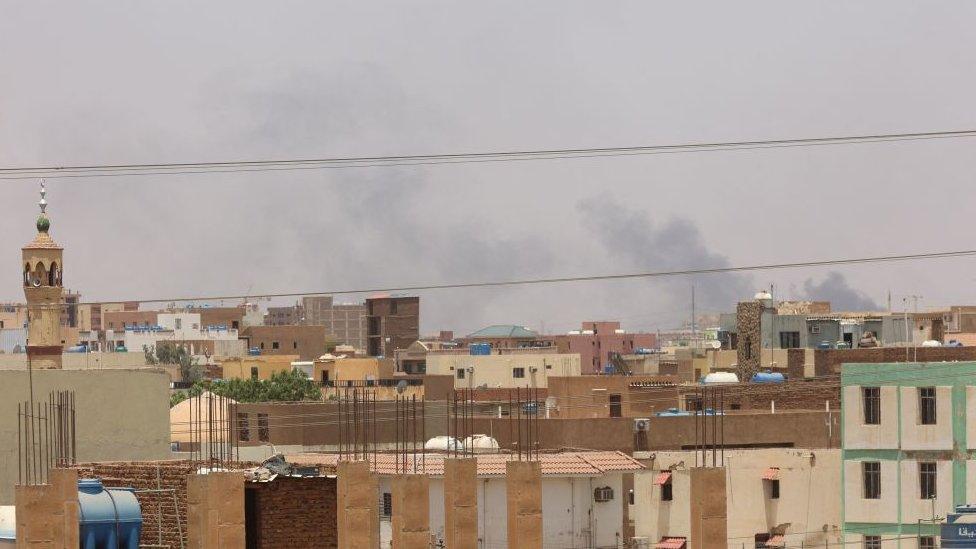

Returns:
632,448,842,548
0,368,171,504
426,352,581,389
301,296,368,351
220,354,301,380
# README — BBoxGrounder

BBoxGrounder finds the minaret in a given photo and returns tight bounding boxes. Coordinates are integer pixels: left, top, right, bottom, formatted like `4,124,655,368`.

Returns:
22,182,64,369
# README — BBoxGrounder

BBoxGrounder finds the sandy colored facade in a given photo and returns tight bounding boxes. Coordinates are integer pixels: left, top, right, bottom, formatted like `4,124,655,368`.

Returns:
220,354,301,380
632,448,842,548
0,368,171,504
546,375,680,419
426,352,581,389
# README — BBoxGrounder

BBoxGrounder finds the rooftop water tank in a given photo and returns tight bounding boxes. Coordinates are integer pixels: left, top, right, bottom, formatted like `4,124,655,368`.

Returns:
462,435,500,453
751,372,786,384
78,478,142,549
702,372,739,385
424,436,462,452
469,343,491,356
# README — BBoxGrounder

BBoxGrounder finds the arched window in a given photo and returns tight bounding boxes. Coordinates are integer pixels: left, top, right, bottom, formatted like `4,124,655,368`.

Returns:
23,264,30,286
33,262,46,287
48,262,58,287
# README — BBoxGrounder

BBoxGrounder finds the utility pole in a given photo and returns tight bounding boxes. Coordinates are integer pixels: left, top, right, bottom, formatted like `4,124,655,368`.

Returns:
691,284,696,350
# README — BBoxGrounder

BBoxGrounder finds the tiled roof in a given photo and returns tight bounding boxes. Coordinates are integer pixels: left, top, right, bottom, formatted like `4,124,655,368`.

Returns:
23,232,62,250
466,325,540,339
284,450,643,477
762,467,780,481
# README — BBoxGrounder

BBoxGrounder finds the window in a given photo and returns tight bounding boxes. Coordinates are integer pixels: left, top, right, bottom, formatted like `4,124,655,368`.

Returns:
628,489,635,505
390,301,398,314
609,394,622,418
744,337,752,360
237,413,250,442
257,413,269,442
175,318,182,330
863,535,881,549
769,479,780,499
272,341,280,350
260,342,265,350
513,367,525,378
919,536,936,549
863,387,881,425
382,492,392,517
685,395,703,412
863,462,881,499
919,387,937,425
779,331,800,349
662,480,673,501
293,341,298,349
456,368,465,380
250,367,259,380
920,462,937,499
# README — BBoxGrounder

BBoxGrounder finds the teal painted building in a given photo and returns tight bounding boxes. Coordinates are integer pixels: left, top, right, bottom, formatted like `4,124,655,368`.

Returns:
841,361,976,548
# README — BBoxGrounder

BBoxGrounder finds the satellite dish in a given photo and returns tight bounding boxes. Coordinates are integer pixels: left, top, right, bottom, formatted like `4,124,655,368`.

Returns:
396,380,408,394
31,277,41,287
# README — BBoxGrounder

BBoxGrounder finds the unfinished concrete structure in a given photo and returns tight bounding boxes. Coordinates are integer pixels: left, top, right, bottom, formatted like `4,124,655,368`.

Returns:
443,458,478,549
506,460,543,549
337,460,379,549
186,471,246,548
392,474,431,548
14,468,80,548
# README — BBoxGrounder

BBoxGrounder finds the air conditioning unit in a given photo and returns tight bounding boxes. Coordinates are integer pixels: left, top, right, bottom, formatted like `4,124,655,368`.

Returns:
634,418,650,432
810,325,821,334
593,486,614,502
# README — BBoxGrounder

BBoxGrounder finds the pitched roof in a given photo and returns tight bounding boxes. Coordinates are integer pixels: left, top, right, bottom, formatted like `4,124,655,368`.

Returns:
284,450,643,477
23,232,62,250
466,325,540,339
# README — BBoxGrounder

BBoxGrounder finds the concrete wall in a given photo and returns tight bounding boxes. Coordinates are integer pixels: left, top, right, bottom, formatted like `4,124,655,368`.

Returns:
0,369,171,504
634,449,841,548
842,385,899,450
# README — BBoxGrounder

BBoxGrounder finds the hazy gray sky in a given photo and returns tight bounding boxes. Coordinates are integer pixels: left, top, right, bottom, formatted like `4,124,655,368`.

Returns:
2,1,975,335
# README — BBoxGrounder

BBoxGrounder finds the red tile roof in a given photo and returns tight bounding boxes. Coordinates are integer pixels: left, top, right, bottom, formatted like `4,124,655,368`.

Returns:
762,467,780,481
765,535,785,547
285,450,643,477
653,471,672,485
656,538,687,549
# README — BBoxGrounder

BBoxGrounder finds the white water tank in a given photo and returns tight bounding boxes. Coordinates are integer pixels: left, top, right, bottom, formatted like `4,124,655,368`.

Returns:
424,436,462,452
462,435,500,453
702,372,739,384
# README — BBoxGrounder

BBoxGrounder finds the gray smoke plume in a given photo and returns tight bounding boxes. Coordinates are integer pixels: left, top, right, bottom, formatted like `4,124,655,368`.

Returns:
802,272,881,311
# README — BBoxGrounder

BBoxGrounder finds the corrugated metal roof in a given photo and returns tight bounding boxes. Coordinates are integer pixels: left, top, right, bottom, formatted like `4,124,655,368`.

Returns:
284,450,643,477
466,325,540,339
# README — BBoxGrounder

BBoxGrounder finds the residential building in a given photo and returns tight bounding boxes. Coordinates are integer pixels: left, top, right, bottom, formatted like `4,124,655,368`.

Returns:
220,355,301,381
547,375,679,419
241,324,328,361
632,449,842,548
425,352,581,389
0,303,26,331
301,295,368,351
265,304,301,326
123,312,244,358
840,361,976,547
366,296,419,357
394,339,461,374
551,321,657,374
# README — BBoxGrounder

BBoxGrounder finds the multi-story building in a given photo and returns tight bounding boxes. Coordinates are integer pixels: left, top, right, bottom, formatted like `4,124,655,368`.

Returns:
840,361,976,548
265,304,301,326
241,325,328,361
301,296,368,350
551,321,657,374
456,324,556,350
122,312,243,358
633,448,842,548
366,296,419,357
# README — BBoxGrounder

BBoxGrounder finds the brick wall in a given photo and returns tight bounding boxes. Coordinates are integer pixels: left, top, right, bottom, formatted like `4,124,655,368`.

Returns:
77,460,197,549
735,302,763,381
813,347,976,377
247,477,338,548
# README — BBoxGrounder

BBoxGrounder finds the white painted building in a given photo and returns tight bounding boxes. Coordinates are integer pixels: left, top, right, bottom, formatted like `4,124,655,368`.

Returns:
123,312,243,357
632,448,842,549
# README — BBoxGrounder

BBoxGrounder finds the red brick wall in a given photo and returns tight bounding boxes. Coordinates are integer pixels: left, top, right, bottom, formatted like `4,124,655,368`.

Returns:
247,477,338,548
77,461,196,549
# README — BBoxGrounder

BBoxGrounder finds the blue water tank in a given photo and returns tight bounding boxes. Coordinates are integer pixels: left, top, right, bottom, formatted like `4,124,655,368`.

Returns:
751,372,786,384
78,478,142,549
469,343,491,356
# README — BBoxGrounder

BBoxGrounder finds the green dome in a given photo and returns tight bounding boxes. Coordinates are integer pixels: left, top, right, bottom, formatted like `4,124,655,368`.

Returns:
36,215,50,233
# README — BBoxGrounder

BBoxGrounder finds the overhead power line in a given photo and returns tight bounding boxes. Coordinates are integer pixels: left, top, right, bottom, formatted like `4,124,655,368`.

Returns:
1,129,974,180
40,248,976,308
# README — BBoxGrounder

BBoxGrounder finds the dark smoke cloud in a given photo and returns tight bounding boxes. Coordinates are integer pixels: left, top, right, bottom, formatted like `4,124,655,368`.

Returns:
801,271,881,311
576,196,753,314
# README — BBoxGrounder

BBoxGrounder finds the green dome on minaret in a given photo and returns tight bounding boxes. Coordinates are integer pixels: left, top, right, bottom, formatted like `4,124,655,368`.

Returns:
36,215,50,233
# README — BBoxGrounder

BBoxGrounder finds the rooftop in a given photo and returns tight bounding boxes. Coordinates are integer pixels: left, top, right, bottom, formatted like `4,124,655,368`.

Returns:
284,450,643,477
466,324,540,339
